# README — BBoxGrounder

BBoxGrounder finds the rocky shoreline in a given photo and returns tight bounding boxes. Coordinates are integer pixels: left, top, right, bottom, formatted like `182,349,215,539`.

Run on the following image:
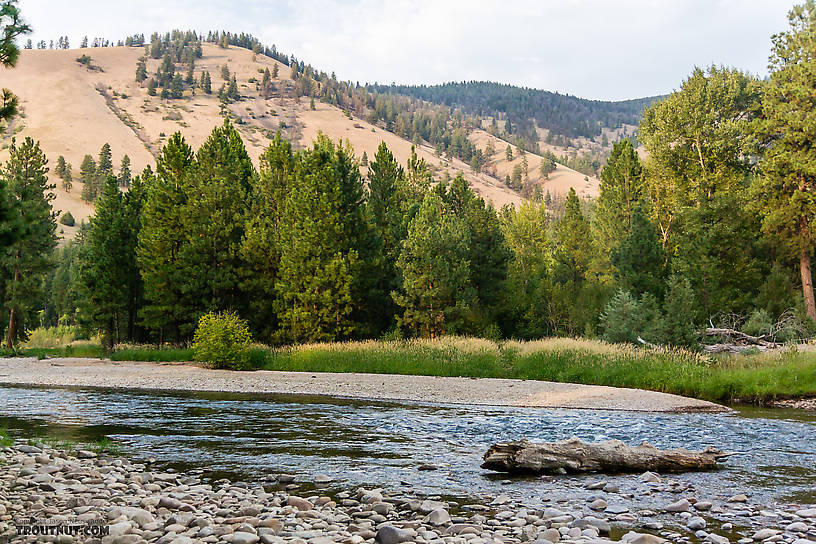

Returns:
1,441,815,544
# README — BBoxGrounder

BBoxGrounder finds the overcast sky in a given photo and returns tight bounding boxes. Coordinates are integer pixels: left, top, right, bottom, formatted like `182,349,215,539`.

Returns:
17,0,795,101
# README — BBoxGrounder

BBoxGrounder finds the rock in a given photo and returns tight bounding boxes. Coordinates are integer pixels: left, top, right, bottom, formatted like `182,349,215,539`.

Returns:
752,529,779,541
420,499,446,512
231,532,261,544
604,482,620,493
793,540,815,544
258,518,283,533
107,521,132,537
169,538,194,544
76,450,97,459
785,522,808,532
795,509,816,518
538,528,561,543
706,535,730,544
588,499,607,511
375,525,414,544
728,494,749,503
313,474,332,483
622,532,667,544
18,445,42,453
639,471,661,483
418,464,438,471
687,516,706,530
491,494,511,505
277,474,296,483
158,496,184,510
286,496,313,511
665,499,691,513
425,508,451,526
694,501,713,511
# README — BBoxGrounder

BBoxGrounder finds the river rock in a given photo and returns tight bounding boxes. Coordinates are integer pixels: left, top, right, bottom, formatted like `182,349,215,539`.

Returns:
639,472,661,483
419,499,446,513
728,494,749,503
425,508,451,526
752,529,779,540
795,509,816,518
538,528,561,543
375,525,414,544
589,499,608,511
707,535,730,544
286,496,313,511
785,522,808,532
688,516,707,530
666,499,691,513
622,532,667,544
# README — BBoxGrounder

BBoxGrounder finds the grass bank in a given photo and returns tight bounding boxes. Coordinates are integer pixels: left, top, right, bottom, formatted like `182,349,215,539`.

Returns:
4,335,815,405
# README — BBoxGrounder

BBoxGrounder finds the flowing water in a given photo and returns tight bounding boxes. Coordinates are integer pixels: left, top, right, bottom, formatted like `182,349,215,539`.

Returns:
1,385,815,509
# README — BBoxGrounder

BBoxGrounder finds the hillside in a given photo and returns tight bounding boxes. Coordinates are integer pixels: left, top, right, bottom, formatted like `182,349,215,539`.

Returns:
1,42,602,235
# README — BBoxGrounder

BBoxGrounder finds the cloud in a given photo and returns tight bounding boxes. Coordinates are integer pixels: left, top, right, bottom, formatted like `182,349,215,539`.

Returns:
18,0,794,100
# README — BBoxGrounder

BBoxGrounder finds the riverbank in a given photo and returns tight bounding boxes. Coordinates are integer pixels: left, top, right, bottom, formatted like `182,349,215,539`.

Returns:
2,439,815,544
6,337,816,406
0,357,725,413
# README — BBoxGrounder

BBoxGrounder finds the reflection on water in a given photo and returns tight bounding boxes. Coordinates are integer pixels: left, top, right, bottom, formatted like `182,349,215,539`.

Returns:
0,385,814,506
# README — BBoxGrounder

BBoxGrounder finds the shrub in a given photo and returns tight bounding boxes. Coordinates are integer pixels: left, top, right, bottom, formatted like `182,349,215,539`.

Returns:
23,325,81,348
59,211,75,226
599,290,665,345
192,311,253,370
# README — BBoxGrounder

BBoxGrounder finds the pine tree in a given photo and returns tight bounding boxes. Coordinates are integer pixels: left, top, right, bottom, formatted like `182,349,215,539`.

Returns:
178,120,255,332
365,142,406,333
97,143,112,177
0,0,31,123
610,206,665,299
147,78,157,96
171,73,183,98
78,176,133,348
118,155,131,188
135,57,147,82
1,137,57,348
274,135,365,342
79,154,97,202
240,133,295,338
62,164,72,192
54,155,67,179
505,145,513,161
554,188,592,285
593,139,645,266
271,63,279,79
393,192,472,338
200,71,212,94
137,133,194,341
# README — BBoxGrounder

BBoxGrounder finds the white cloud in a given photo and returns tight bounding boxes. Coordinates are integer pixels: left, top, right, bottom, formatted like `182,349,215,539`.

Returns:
18,0,794,100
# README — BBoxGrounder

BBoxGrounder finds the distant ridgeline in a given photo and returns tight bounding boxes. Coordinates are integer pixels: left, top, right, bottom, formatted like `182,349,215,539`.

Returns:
373,82,662,144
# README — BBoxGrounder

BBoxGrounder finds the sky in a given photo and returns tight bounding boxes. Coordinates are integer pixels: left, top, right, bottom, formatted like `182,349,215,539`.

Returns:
17,0,796,101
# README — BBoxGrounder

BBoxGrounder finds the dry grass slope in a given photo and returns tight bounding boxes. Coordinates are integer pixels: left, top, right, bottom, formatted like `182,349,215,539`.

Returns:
2,43,604,237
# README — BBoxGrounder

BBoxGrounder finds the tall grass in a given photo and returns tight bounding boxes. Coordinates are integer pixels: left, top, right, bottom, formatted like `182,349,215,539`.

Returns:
23,325,83,349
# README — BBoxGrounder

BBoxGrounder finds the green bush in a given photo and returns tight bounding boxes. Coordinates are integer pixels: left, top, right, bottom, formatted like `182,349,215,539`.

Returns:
59,211,75,227
192,311,253,370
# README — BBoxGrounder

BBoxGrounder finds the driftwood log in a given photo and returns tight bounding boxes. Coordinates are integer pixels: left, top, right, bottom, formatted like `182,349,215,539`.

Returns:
481,438,734,475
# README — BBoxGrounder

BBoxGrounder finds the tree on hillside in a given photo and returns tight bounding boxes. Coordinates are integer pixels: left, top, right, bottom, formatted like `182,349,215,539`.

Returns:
271,63,278,79
118,154,131,188
135,57,147,82
1,137,56,348
393,192,473,338
54,155,67,179
62,163,72,192
505,145,513,162
138,134,194,341
752,0,816,320
0,0,31,123
171,73,184,98
200,71,212,94
97,143,113,178
79,154,97,202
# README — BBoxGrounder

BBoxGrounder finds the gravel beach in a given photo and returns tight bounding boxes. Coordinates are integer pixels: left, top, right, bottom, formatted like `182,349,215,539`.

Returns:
0,358,726,413
2,441,815,544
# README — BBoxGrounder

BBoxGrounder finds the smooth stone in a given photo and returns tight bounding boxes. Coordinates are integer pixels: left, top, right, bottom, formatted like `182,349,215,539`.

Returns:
538,529,561,543
785,522,808,532
728,495,749,503
108,521,132,537
313,474,332,483
588,499,607,511
426,508,451,526
752,529,779,541
286,496,313,511
231,533,261,544
694,502,713,511
277,474,296,483
795,509,816,518
639,472,661,484
706,535,730,544
665,499,691,513
687,517,706,530
622,532,667,544
375,525,414,544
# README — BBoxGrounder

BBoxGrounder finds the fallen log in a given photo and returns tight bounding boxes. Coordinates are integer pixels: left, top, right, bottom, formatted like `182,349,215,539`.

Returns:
481,438,734,475
704,327,778,348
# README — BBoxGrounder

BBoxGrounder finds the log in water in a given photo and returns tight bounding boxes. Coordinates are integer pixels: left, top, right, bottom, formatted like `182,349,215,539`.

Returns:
481,438,734,474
